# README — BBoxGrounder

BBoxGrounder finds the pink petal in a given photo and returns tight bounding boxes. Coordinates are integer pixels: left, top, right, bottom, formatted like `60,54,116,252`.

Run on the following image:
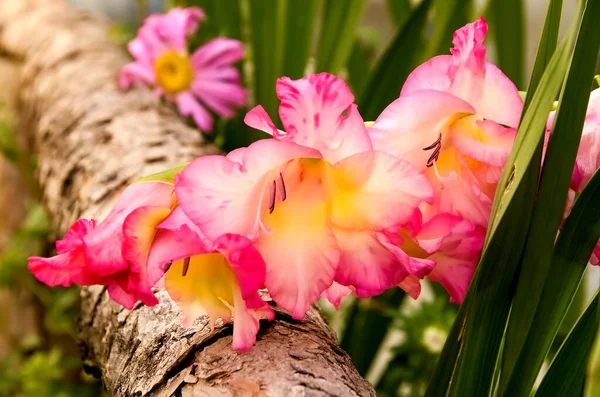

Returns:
398,275,422,299
321,282,352,309
333,229,417,298
275,73,372,162
214,234,266,300
244,105,283,137
327,150,434,231
175,91,214,132
450,117,515,167
83,182,174,276
369,90,475,170
257,172,340,319
418,214,485,303
190,79,247,118
190,37,245,69
145,7,205,51
231,291,273,352
118,62,155,89
56,219,96,254
401,18,523,128
175,139,321,241
28,250,95,287
107,281,140,310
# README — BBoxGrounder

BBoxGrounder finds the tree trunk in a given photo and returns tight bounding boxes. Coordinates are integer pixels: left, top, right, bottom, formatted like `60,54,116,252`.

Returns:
0,1,376,396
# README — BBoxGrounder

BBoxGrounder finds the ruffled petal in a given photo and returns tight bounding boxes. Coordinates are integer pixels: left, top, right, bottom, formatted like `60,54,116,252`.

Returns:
321,282,352,309
368,90,475,170
56,219,95,254
275,73,372,162
333,229,416,298
175,139,321,241
145,7,205,51
28,250,96,287
401,18,522,127
231,290,273,352
450,116,515,167
327,151,434,230
418,214,485,303
83,182,174,276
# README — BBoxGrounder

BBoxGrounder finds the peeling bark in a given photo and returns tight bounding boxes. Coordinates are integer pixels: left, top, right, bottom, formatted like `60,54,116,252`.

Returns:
0,0,376,395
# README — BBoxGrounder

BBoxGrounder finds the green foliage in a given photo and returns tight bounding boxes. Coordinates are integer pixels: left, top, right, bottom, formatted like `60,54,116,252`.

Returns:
377,298,457,397
487,0,525,88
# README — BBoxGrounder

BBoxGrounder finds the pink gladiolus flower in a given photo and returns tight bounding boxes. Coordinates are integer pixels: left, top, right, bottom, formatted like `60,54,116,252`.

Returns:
119,7,247,132
28,182,175,309
368,17,522,227
150,208,273,351
175,73,435,319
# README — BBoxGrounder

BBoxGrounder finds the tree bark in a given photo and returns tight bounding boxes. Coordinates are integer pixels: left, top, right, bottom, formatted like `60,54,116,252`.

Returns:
0,0,376,396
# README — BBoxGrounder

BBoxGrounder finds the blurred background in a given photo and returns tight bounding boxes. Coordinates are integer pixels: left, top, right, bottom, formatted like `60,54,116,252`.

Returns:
0,0,595,396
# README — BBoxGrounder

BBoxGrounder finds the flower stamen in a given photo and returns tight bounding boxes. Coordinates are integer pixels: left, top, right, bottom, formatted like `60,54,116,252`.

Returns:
279,172,287,201
182,257,190,276
269,180,277,214
423,133,442,167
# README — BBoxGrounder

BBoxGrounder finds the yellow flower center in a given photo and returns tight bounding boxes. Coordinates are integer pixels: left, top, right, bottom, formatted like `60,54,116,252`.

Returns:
154,50,194,94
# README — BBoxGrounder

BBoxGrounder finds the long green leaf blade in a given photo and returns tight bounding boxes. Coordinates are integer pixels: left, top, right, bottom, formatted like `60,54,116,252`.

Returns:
534,292,599,397
248,0,287,133
503,168,600,397
315,0,367,74
358,0,433,120
488,0,564,230
183,0,242,42
501,0,600,393
282,0,319,79
386,0,412,28
488,0,525,88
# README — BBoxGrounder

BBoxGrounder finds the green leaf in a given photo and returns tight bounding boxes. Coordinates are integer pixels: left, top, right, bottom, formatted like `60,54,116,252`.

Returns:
315,0,367,74
442,23,577,397
488,0,525,88
534,292,599,397
358,0,433,120
136,163,188,183
501,0,600,393
281,0,319,79
386,0,412,29
346,31,378,98
523,0,564,98
428,0,472,57
248,0,287,133
340,289,406,375
503,169,600,396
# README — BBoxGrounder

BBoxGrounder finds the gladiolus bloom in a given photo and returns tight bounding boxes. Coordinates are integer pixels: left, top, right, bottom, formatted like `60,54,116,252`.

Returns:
368,17,522,227
28,182,175,309
119,7,246,132
175,73,435,319
149,208,273,351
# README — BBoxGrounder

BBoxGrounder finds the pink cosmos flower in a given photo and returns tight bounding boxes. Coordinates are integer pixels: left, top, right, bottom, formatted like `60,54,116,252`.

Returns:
368,17,523,227
119,7,247,132
175,73,435,319
549,88,600,265
28,182,175,309
149,207,274,351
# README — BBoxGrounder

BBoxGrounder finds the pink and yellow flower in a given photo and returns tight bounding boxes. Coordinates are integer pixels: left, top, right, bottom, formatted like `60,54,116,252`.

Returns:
119,7,246,132
149,207,273,351
368,17,522,227
175,73,435,319
28,182,175,309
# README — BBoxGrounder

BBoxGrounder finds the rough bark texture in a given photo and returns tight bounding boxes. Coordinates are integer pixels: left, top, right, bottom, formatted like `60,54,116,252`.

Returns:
0,0,376,396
